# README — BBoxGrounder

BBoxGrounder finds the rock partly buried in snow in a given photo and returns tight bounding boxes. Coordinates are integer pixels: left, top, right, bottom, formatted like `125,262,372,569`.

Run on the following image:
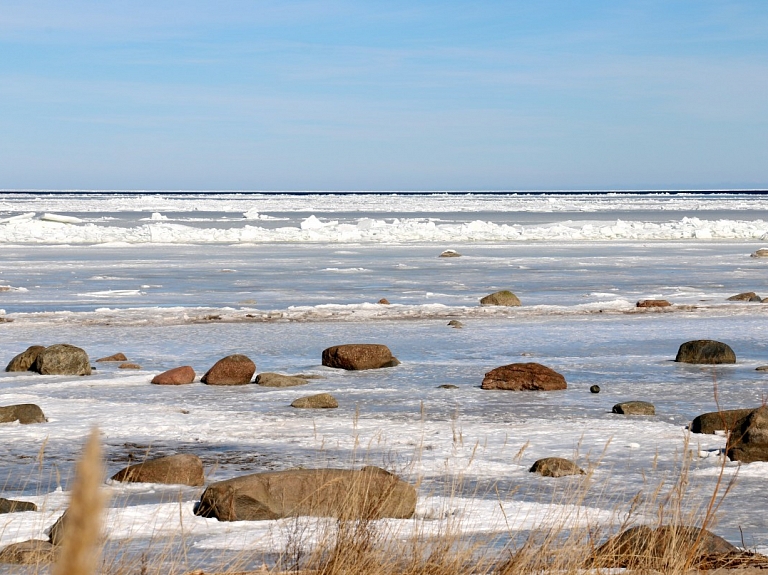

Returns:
481,363,566,391
675,340,736,364
0,404,46,424
752,248,768,258
727,291,762,302
196,466,416,521
111,454,205,486
529,457,584,477
201,354,256,385
291,393,338,409
32,344,91,376
0,498,37,514
479,290,521,306
447,320,463,328
151,366,196,385
588,525,737,569
95,352,127,362
439,249,461,257
377,298,390,304
690,408,756,434
5,345,45,372
0,540,55,564
613,401,655,415
636,299,671,308
322,344,399,370
255,373,309,387
438,384,459,389
118,362,141,370
727,406,768,463
757,365,768,371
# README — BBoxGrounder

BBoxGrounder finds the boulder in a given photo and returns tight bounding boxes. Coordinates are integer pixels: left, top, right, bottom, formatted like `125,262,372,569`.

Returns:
111,454,205,486
0,497,37,513
690,408,756,434
377,298,390,305
529,457,584,477
32,344,91,375
727,291,762,302
0,404,46,424
95,353,127,362
48,512,67,546
118,362,141,370
322,344,399,370
5,345,45,372
255,373,308,387
480,290,521,306
447,320,463,328
291,393,338,409
636,299,671,308
613,401,655,415
0,540,55,564
151,366,196,385
201,354,256,385
757,366,768,371
675,340,736,364
589,525,737,569
481,363,566,391
727,406,768,462
439,250,461,257
751,248,768,258
195,466,416,521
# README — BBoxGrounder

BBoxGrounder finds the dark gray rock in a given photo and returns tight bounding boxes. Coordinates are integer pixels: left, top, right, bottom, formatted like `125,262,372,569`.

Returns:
613,401,655,416
0,498,37,514
690,408,756,434
727,406,768,462
32,344,91,375
322,344,399,370
5,345,45,372
675,340,736,364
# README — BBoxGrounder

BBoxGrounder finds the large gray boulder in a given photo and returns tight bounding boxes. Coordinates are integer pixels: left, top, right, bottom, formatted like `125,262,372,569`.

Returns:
690,408,756,434
0,404,46,424
480,290,521,306
5,345,45,372
322,344,399,370
201,354,255,385
481,363,566,391
675,340,736,364
32,344,91,375
727,406,768,463
195,466,416,521
110,454,205,486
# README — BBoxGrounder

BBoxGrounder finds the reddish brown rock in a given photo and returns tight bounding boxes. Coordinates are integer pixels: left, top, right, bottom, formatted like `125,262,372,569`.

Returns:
151,366,196,385
118,362,141,370
5,345,45,372
481,362,566,391
95,353,127,362
322,344,399,370
201,354,256,385
111,454,204,486
378,298,390,305
636,299,671,308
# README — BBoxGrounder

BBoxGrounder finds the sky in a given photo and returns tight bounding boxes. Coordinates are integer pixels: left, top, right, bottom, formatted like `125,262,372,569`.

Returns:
1,1,767,191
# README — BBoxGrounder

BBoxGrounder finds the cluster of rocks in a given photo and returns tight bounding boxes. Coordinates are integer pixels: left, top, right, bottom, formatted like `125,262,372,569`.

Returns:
727,291,765,302
5,344,91,376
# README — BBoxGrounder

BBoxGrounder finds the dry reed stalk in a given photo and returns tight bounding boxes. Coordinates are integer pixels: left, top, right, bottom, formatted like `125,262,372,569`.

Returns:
52,427,106,575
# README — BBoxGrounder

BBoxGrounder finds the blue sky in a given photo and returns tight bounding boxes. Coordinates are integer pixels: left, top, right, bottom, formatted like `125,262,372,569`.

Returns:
1,1,767,190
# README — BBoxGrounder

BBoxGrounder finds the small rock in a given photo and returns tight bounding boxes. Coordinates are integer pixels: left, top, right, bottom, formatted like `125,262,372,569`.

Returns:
529,457,584,477
255,373,309,387
291,393,339,409
111,454,205,486
481,363,566,391
377,298,390,305
439,250,462,257
5,345,45,372
151,366,196,385
613,401,655,415
757,366,768,371
95,353,127,362
752,248,768,258
48,512,67,546
0,404,46,424
0,540,55,564
118,362,141,370
447,320,463,328
727,291,762,302
0,498,37,514
675,340,736,364
437,384,459,389
480,290,521,306
322,344,399,370
202,354,256,385
636,299,671,308
32,344,91,376
590,385,600,394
